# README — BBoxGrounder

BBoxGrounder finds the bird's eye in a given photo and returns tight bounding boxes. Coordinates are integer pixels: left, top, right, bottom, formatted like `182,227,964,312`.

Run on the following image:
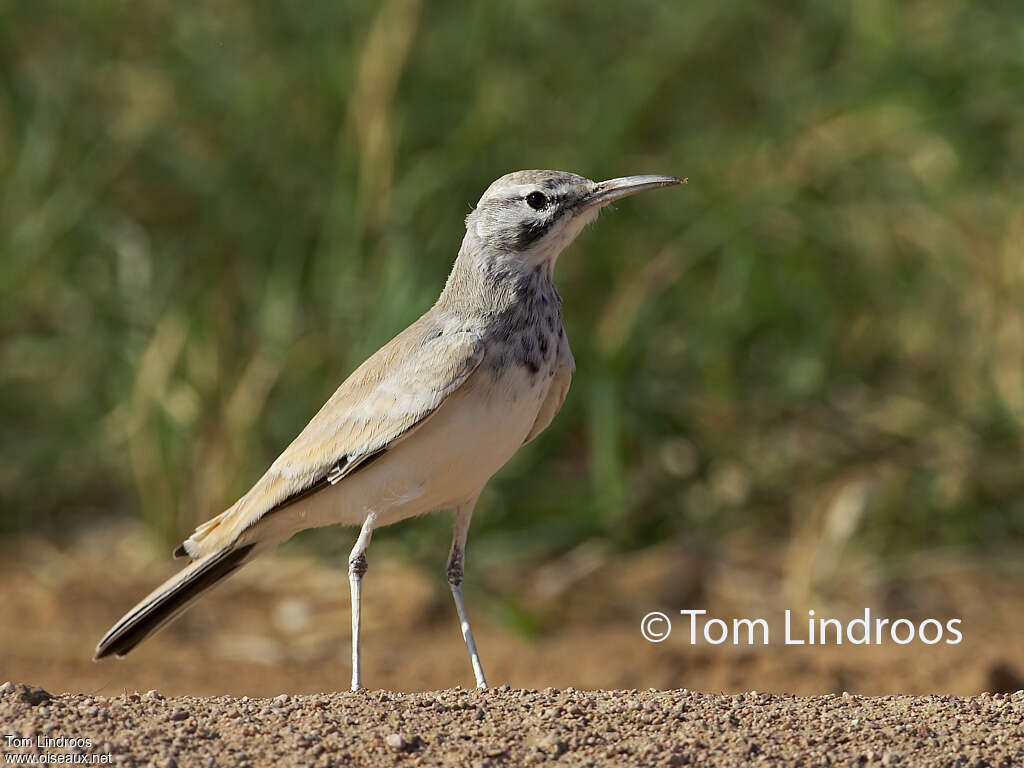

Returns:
525,191,547,210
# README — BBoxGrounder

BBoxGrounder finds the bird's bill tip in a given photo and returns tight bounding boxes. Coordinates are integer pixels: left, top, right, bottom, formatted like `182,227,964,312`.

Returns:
584,174,687,207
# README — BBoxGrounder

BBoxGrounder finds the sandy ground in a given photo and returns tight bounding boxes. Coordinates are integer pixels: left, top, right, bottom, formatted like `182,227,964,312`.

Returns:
4,524,1024,764
4,524,1024,699
3,682,1023,767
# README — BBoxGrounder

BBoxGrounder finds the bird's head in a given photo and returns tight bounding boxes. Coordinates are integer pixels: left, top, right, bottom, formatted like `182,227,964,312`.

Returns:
462,170,684,275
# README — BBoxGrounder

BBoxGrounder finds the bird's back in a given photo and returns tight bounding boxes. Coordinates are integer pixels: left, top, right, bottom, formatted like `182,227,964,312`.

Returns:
177,267,570,553
177,308,486,557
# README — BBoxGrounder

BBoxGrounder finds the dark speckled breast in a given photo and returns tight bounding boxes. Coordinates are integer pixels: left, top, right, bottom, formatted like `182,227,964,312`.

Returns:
486,265,563,380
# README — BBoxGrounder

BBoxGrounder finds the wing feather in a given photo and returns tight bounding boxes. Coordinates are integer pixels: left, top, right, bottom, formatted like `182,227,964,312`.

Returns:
179,315,485,557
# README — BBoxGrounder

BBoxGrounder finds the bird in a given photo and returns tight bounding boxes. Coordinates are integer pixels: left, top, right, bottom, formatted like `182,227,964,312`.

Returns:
94,169,685,690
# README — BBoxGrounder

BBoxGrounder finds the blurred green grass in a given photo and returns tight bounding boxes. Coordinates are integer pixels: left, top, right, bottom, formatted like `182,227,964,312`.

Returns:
1,0,1023,578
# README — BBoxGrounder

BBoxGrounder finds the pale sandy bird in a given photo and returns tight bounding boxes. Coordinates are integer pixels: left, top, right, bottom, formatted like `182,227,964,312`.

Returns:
95,170,684,690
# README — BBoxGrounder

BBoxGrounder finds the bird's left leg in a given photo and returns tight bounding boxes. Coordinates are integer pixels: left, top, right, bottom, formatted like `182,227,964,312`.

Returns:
447,494,488,690
348,512,377,691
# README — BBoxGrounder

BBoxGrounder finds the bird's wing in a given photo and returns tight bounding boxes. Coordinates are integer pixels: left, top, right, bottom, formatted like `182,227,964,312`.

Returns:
523,333,575,445
178,316,485,558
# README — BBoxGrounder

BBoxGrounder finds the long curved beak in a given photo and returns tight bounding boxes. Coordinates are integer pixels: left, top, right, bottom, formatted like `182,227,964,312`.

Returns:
582,174,686,209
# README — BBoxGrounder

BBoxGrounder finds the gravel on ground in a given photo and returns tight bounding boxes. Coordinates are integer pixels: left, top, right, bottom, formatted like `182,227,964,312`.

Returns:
2,681,1022,767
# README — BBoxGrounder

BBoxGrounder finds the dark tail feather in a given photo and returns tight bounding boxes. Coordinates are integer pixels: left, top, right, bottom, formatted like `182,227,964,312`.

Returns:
94,543,255,660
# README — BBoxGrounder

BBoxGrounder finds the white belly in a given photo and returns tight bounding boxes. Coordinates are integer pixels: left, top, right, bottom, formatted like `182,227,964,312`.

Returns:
277,361,554,535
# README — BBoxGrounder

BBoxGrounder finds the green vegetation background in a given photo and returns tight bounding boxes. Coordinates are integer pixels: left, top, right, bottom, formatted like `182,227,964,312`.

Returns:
2,1,1022,575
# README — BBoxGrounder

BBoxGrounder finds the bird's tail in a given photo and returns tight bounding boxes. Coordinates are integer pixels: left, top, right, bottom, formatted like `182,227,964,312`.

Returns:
94,543,256,660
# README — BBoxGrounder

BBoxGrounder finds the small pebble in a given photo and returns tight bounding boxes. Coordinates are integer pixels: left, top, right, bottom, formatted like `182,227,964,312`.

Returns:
537,735,568,756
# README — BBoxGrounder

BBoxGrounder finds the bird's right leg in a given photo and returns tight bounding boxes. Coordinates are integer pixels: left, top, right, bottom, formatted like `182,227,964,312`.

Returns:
447,495,488,690
348,512,377,691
